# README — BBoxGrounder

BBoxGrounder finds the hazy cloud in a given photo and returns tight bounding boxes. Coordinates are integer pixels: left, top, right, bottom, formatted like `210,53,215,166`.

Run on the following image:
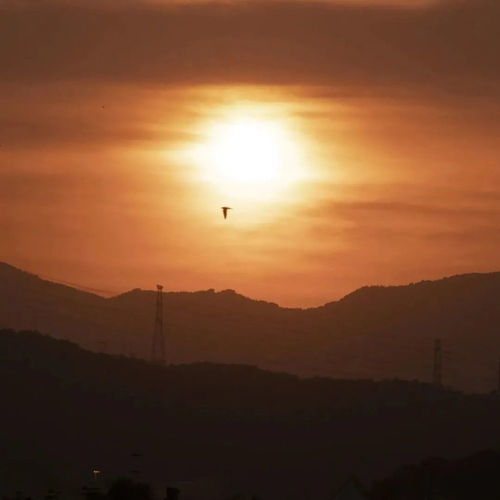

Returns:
0,0,498,93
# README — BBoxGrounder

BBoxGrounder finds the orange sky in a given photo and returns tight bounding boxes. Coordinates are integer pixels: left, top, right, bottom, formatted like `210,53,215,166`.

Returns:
1,0,499,306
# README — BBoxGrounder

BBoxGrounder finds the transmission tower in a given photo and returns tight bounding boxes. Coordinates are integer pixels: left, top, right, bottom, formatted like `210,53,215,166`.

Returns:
151,284,165,365
433,338,443,387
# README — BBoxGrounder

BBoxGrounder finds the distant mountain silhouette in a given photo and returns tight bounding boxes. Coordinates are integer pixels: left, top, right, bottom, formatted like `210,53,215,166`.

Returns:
2,329,500,500
1,262,500,392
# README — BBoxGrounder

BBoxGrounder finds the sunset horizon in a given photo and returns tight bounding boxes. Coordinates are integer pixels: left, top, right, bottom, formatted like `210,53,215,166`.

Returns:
3,258,500,309
2,0,500,308
2,1,500,498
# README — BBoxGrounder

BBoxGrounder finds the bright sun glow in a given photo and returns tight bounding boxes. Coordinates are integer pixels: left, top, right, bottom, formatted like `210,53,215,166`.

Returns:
188,110,305,205
208,119,290,184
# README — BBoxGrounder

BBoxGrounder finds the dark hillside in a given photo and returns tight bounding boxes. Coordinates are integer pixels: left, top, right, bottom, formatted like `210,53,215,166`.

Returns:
370,449,500,500
2,329,500,499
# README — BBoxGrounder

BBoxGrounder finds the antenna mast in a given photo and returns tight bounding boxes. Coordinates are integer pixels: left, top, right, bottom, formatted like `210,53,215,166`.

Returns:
151,284,166,365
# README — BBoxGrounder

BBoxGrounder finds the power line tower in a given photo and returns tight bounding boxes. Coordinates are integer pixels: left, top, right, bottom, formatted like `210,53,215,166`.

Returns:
433,338,443,387
151,284,165,365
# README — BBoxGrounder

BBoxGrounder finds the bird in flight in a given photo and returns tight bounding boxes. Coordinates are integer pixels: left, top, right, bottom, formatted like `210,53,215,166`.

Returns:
221,206,232,219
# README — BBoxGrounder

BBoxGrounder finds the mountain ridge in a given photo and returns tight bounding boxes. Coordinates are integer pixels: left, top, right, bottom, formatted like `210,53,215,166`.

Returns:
4,260,500,310
2,261,500,392
327,271,500,306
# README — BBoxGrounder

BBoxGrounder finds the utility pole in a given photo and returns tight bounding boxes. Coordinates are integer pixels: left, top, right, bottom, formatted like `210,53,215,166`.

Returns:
433,338,443,388
151,284,165,365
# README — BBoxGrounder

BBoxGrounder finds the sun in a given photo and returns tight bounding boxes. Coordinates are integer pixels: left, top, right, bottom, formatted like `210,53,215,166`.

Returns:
207,118,289,184
188,110,305,205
